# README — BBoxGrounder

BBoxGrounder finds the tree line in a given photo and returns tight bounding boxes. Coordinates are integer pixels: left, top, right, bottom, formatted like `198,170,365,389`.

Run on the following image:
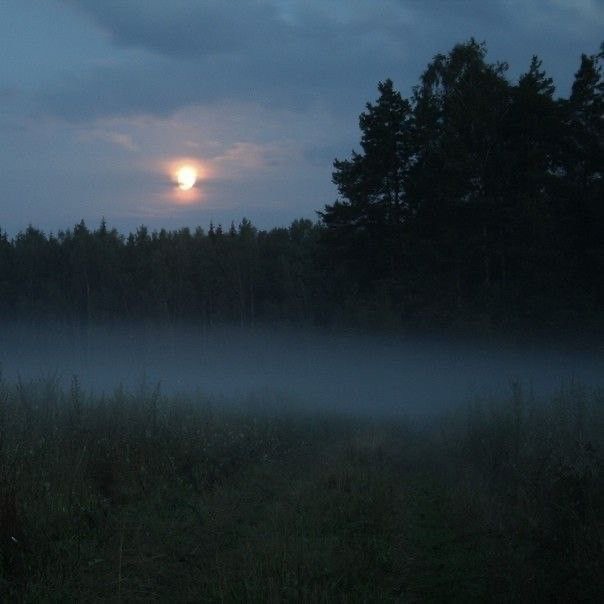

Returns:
1,40,602,332
0,218,322,326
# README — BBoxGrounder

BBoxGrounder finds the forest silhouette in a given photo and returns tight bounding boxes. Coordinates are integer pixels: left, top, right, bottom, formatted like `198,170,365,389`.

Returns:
1,40,602,333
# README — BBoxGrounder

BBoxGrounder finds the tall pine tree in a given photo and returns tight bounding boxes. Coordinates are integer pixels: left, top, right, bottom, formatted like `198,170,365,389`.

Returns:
320,79,413,297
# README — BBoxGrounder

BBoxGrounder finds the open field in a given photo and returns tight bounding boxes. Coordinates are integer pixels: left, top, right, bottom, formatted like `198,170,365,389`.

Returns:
1,376,602,602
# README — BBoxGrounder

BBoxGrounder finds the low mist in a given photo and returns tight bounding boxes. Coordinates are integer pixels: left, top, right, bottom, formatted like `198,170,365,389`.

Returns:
1,320,602,417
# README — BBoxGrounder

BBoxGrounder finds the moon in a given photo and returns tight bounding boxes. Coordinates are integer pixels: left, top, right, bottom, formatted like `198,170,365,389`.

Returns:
176,165,197,190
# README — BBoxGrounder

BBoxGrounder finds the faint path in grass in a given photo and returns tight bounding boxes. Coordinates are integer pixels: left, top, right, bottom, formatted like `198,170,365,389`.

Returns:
400,477,496,602
150,424,495,602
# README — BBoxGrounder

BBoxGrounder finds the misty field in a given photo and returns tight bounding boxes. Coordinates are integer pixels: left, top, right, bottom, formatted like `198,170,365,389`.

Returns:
0,376,602,602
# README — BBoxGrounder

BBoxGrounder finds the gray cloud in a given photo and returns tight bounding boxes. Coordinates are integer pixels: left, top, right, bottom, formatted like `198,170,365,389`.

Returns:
39,1,601,122
43,1,412,120
67,0,284,57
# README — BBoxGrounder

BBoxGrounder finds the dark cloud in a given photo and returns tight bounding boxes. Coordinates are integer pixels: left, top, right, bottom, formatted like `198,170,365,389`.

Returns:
39,1,600,122
66,0,285,57
42,2,409,120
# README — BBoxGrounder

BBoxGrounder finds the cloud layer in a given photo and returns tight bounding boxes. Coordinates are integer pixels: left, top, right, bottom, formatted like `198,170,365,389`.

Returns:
0,1,601,234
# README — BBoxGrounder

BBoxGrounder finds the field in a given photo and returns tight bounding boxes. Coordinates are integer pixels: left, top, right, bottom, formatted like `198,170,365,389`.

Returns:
1,376,602,602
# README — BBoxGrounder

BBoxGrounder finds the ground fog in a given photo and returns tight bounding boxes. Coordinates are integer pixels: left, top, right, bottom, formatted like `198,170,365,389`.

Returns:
1,321,601,417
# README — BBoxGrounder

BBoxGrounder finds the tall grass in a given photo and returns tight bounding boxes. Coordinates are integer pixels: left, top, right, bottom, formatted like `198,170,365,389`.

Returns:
0,374,347,600
433,381,604,601
0,372,602,601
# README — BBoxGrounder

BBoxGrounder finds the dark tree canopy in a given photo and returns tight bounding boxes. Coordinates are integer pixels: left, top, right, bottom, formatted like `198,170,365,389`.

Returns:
319,39,603,329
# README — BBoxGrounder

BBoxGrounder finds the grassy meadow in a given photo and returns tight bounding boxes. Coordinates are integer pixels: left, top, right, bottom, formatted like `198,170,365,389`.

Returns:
0,375,602,602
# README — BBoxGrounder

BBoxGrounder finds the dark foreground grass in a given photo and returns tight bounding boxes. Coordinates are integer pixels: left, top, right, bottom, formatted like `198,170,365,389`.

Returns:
0,376,602,602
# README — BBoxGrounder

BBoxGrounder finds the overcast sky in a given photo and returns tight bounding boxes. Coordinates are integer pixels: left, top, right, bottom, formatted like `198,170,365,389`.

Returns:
1,0,602,235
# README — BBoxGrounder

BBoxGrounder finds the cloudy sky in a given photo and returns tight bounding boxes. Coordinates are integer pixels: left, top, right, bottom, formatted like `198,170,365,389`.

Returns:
1,0,602,235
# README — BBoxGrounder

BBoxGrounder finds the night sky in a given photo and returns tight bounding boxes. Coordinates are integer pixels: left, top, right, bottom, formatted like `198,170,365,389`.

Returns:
1,0,602,235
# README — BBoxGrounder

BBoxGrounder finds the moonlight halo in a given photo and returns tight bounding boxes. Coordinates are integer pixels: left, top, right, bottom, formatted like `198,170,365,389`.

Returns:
162,157,209,205
176,165,197,190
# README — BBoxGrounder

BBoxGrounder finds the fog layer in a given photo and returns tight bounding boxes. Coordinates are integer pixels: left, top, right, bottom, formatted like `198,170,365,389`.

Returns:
1,321,602,416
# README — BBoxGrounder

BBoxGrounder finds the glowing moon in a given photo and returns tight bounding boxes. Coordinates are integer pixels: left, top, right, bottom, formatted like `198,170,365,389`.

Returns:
176,165,197,190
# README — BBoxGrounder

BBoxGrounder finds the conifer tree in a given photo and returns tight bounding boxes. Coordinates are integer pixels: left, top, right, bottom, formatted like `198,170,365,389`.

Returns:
320,79,413,292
